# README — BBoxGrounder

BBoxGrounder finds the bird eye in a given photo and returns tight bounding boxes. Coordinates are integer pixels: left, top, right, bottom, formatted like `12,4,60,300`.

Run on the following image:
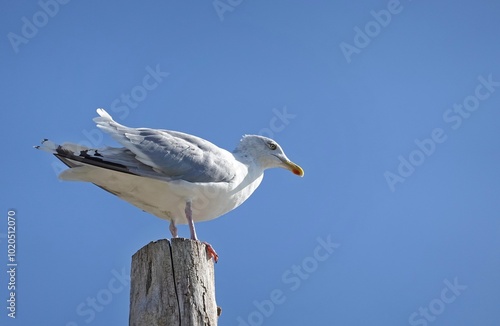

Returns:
268,142,277,150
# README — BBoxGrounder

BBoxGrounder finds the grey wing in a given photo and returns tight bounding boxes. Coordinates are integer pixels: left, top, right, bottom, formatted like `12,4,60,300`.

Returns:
94,109,236,183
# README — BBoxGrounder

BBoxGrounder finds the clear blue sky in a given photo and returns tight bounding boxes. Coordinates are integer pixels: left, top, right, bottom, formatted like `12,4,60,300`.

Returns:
2,1,500,325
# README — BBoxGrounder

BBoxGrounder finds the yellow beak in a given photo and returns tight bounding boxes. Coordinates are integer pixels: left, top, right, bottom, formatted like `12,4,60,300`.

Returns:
283,160,304,177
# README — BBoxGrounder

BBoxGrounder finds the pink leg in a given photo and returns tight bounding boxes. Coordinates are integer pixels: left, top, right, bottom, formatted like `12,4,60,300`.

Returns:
185,200,198,240
185,201,218,263
202,242,219,263
169,220,178,238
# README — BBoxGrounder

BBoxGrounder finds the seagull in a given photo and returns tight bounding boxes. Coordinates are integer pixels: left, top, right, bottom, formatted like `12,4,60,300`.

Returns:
36,109,304,261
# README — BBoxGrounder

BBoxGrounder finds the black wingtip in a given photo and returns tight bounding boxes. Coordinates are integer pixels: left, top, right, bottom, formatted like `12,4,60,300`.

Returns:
34,139,48,150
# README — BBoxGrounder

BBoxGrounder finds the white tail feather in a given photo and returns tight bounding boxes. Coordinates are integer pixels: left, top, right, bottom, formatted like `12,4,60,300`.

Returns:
96,108,113,120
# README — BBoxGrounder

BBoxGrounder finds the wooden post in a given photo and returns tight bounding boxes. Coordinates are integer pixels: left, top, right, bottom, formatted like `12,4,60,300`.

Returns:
129,238,218,326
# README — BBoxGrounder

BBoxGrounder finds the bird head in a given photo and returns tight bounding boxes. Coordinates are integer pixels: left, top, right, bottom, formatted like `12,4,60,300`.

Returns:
236,135,304,177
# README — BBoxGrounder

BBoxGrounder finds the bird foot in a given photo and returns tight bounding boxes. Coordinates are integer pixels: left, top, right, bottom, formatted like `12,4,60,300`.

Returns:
202,241,219,263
